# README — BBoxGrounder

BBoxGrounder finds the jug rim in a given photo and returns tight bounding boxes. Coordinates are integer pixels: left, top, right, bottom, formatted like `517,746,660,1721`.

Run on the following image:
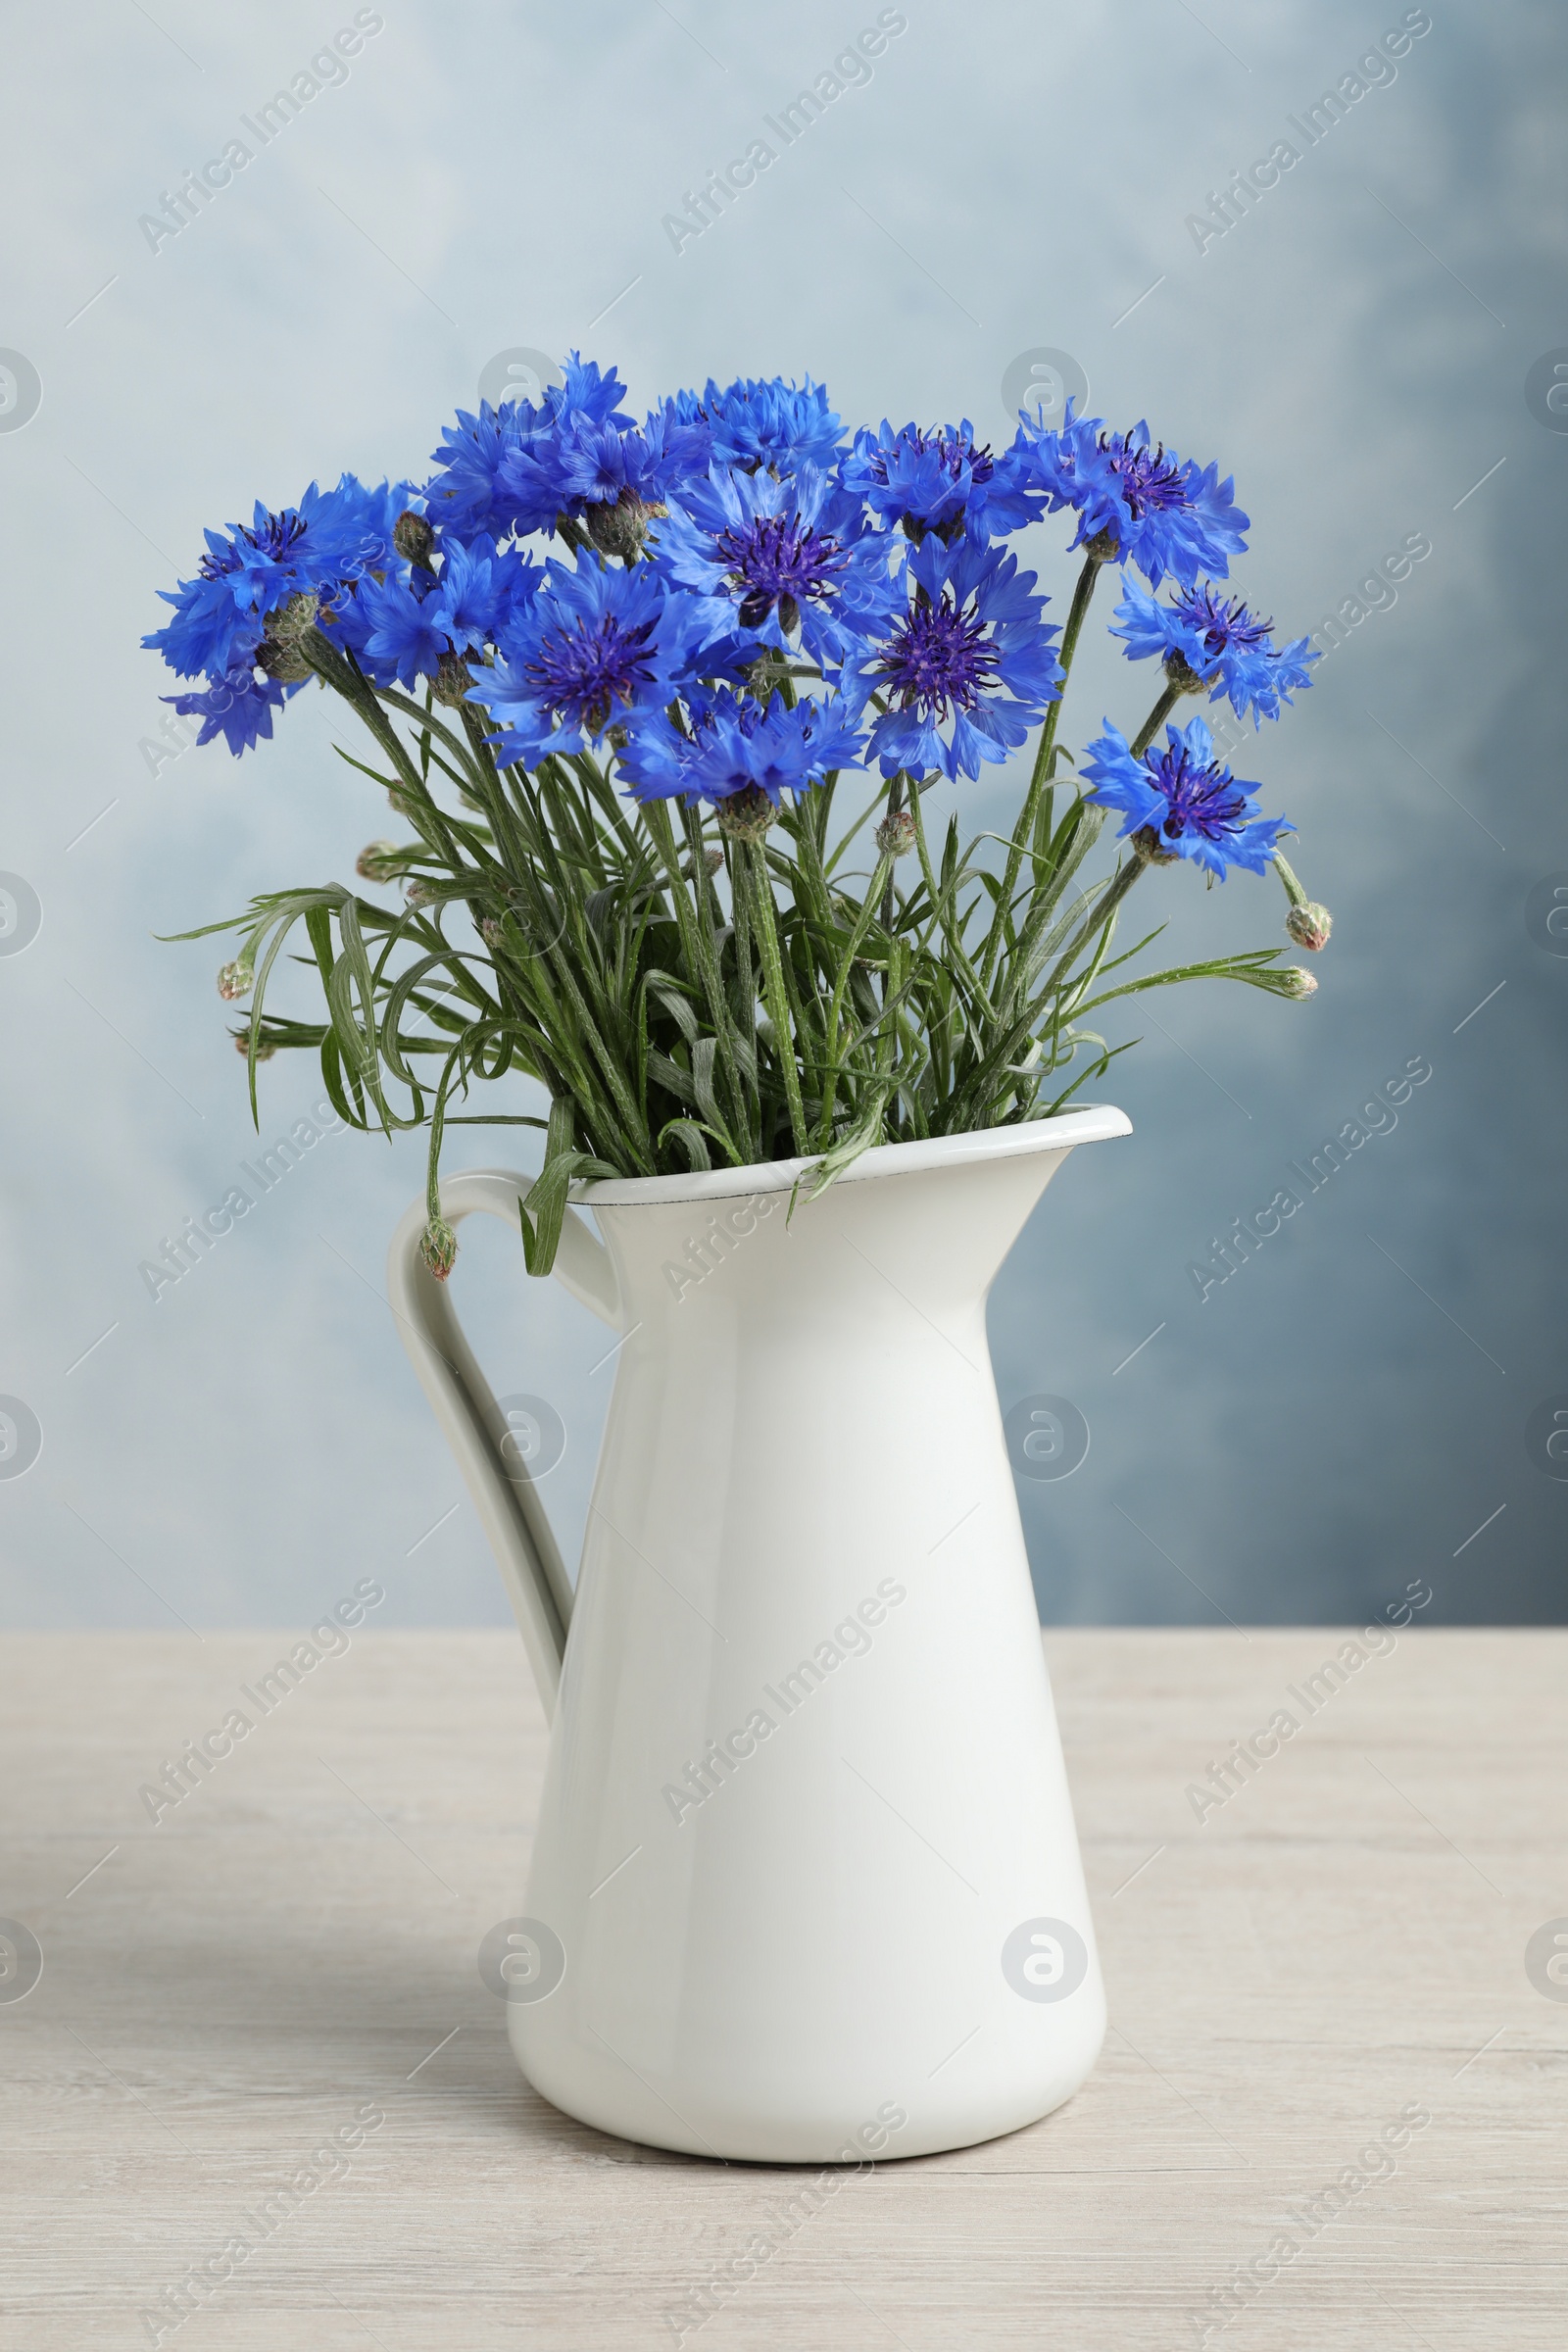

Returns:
571,1103,1133,1208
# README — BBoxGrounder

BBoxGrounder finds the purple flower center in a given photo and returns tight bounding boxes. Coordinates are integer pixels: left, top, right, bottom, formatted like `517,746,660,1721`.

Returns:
1146,742,1248,843
524,613,659,730
713,514,846,630
1099,434,1187,519
880,592,999,719
1175,585,1272,661
201,511,308,580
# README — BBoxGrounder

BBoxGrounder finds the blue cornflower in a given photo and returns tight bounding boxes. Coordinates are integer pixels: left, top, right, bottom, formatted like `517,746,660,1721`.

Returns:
424,354,638,541
350,537,540,689
548,352,635,429
144,475,415,682
466,555,702,763
143,570,265,691
354,576,446,691
499,404,702,549
652,465,899,672
847,535,1062,783
666,375,844,474
431,535,539,654
1111,576,1319,726
423,399,541,540
1004,407,1249,588
551,416,660,513
616,688,864,809
839,420,1035,543
162,666,292,757
1081,715,1291,879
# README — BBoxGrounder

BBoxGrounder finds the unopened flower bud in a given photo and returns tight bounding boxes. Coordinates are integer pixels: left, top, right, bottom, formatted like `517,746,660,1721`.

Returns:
419,1217,458,1281
680,849,725,880
387,786,420,819
1280,965,1318,1000
264,588,319,644
233,1031,275,1061
432,651,473,708
875,808,917,859
584,491,661,562
1285,901,1333,952
393,509,435,567
217,959,254,1001
406,878,435,907
715,784,778,844
478,915,505,947
356,840,401,883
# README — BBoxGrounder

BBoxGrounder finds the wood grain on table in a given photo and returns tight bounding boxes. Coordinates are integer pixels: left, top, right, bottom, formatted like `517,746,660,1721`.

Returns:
2,1629,1563,2349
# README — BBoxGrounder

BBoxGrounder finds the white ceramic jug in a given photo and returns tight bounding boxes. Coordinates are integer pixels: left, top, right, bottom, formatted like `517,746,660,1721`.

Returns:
388,1107,1130,2161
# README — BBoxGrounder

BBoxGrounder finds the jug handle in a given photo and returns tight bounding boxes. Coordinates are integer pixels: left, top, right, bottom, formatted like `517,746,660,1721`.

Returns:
386,1168,620,1720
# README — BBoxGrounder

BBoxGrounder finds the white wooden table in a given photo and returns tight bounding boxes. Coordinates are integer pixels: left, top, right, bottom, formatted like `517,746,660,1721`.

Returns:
3,1629,1563,2348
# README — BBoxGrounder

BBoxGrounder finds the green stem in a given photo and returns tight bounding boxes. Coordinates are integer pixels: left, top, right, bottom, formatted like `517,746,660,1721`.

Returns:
948,854,1148,1134
745,846,809,1155
816,849,895,1149
982,551,1104,994
572,752,647,873
726,839,760,1155
879,771,906,939
1272,850,1309,908
908,783,995,1022
643,799,746,1147
302,628,466,869
824,780,892,878
681,804,751,1143
1033,854,1147,1016
1130,682,1183,758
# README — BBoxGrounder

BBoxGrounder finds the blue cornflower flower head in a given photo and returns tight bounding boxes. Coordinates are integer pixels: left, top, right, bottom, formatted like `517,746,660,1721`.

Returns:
1006,406,1249,589
848,534,1062,783
1111,575,1320,726
325,474,417,575
616,688,864,810
431,535,540,653
669,375,844,475
487,420,584,540
555,352,635,430
652,464,900,674
466,555,702,764
551,416,653,513
1081,714,1291,879
425,398,546,540
143,571,265,688
352,536,542,690
839,420,1036,544
144,475,416,683
488,366,697,549
355,575,446,691
424,355,634,541
644,395,714,483
511,411,701,557
162,665,291,758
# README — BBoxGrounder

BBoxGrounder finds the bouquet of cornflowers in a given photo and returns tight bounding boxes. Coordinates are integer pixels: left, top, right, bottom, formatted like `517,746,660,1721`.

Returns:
147,359,1332,1277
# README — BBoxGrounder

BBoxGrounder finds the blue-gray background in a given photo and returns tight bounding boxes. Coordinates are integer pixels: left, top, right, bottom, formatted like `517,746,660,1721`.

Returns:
1,0,1562,1631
